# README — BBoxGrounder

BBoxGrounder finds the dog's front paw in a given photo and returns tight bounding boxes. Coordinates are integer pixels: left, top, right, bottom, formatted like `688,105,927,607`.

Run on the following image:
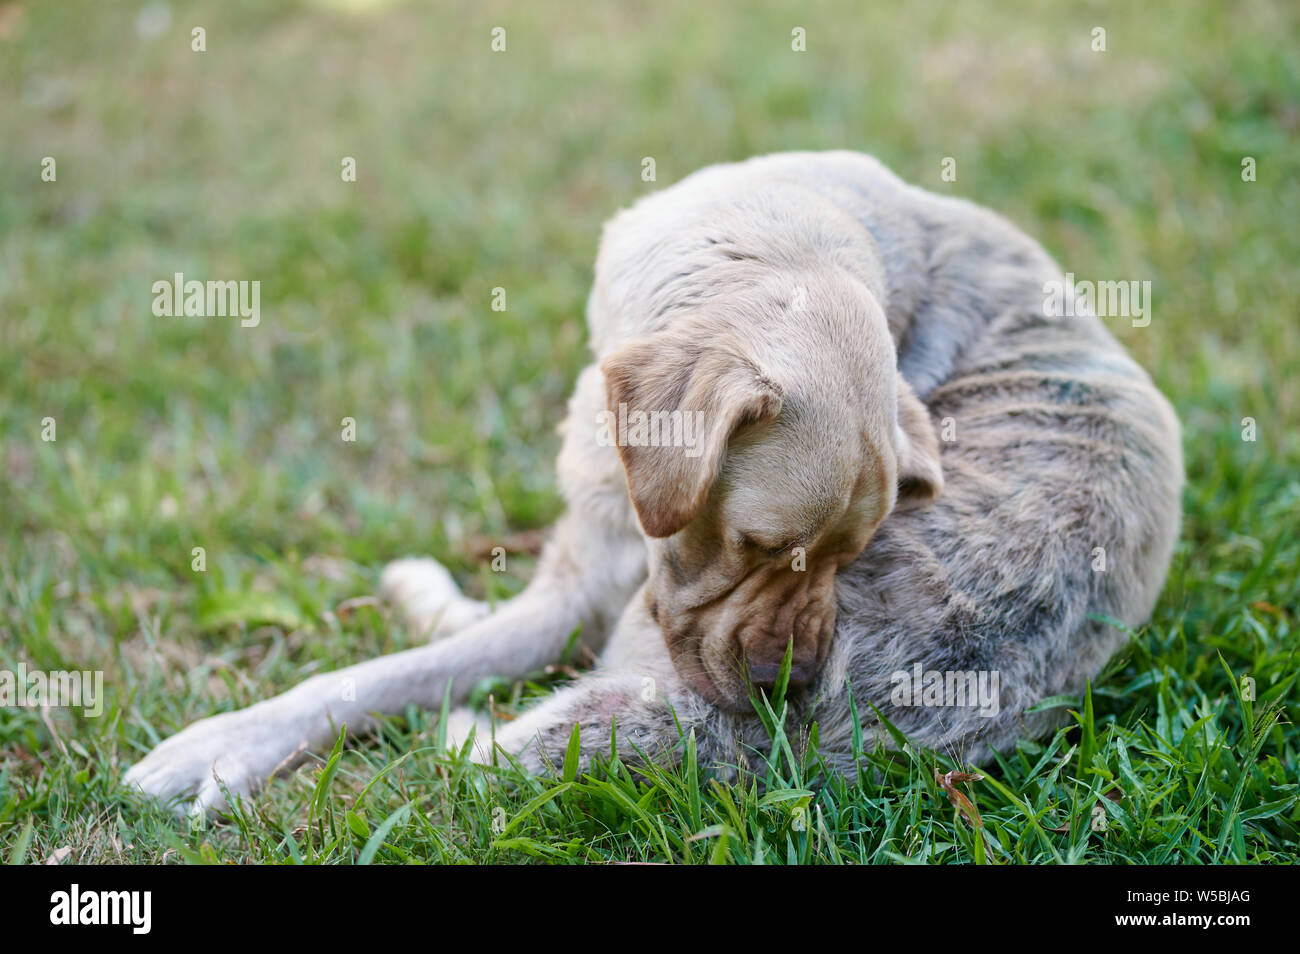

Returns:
380,556,489,639
124,710,294,819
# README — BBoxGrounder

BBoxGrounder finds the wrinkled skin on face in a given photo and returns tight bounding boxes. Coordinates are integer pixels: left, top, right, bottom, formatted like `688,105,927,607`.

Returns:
643,410,897,710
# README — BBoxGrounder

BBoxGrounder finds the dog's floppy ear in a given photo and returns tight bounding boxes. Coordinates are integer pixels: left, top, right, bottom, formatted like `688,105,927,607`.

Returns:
893,375,944,509
601,333,783,538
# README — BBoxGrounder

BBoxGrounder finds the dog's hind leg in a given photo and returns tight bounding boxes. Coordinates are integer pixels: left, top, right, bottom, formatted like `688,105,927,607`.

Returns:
126,365,648,817
124,506,645,818
470,590,764,778
473,655,772,781
380,557,490,640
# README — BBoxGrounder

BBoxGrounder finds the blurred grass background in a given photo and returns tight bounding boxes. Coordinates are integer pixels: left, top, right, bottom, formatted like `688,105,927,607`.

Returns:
0,0,1297,863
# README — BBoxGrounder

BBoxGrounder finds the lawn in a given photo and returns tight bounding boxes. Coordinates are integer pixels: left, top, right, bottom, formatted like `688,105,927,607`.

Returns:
1,0,1297,864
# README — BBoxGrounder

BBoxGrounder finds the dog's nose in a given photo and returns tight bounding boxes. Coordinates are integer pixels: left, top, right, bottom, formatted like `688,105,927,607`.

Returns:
747,657,815,694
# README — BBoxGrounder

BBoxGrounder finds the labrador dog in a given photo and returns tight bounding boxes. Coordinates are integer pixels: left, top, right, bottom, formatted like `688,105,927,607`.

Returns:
126,151,1183,817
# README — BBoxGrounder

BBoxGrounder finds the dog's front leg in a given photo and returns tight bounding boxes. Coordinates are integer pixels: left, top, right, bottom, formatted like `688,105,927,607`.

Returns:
125,511,646,818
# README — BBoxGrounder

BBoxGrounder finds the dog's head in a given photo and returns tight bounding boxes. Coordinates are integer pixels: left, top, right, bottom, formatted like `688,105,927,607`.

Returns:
601,274,943,711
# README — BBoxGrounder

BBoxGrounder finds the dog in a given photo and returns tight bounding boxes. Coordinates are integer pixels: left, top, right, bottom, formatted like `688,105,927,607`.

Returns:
126,151,1183,817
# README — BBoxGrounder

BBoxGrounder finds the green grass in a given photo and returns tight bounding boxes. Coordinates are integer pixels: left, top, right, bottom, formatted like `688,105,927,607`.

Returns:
1,0,1297,864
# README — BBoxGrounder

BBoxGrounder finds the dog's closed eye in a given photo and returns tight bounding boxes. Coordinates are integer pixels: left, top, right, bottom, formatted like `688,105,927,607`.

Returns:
739,533,797,557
